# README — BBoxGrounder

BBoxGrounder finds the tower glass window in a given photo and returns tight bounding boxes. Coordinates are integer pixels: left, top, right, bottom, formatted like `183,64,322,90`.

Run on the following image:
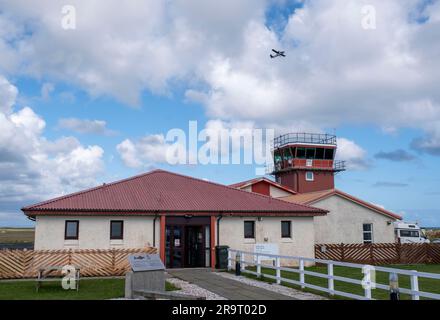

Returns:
324,148,335,160
283,147,293,164
315,148,325,159
274,150,282,168
297,148,306,159
306,148,316,159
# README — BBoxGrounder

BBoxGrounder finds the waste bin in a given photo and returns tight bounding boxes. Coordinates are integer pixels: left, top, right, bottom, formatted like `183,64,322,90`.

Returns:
215,245,229,269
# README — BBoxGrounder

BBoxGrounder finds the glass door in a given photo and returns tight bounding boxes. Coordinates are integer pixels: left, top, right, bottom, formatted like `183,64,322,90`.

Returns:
165,225,184,268
185,226,205,268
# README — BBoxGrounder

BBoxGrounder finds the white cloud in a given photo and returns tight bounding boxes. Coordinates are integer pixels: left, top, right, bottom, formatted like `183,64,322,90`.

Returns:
40,82,54,100
116,134,171,168
58,118,116,136
0,76,105,204
336,138,369,170
116,139,143,168
1,0,440,178
0,0,439,139
0,0,266,105
0,75,18,114
411,121,440,155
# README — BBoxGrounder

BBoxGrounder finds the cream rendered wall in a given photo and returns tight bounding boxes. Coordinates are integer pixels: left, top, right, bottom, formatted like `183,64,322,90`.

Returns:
219,216,315,266
34,215,159,250
242,186,252,192
241,185,292,198
312,195,396,244
269,186,293,198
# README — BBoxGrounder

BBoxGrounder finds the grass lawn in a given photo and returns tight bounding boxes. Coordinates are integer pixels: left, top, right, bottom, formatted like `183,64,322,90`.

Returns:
0,278,180,300
240,264,440,300
0,228,34,243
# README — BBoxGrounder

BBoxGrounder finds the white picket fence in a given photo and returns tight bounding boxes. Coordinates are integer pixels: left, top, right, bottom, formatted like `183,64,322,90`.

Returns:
227,249,440,300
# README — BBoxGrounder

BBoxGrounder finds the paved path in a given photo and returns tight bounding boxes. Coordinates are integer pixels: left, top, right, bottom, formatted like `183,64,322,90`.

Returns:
168,269,295,300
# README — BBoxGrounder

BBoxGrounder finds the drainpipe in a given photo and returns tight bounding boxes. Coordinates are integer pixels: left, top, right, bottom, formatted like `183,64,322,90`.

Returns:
153,214,158,247
216,215,223,246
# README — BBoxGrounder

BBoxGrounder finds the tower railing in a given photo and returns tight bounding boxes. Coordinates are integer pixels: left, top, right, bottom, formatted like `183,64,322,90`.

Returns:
265,160,346,174
333,160,346,172
273,133,337,149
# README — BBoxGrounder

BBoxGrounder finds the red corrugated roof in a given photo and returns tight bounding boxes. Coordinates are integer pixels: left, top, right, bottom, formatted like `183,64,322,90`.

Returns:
230,177,297,195
22,170,326,217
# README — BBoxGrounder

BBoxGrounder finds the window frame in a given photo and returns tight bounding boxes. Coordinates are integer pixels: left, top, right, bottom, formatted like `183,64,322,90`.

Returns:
399,230,420,238
363,223,373,244
110,220,124,240
305,171,314,181
244,221,255,239
281,221,292,238
64,220,79,240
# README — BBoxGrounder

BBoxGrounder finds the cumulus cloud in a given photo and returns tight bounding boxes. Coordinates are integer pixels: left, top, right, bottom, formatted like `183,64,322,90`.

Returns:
410,121,440,155
1,0,440,177
374,149,416,162
116,134,171,168
0,0,437,150
0,1,439,138
58,118,116,136
0,76,105,206
0,75,18,114
336,138,369,170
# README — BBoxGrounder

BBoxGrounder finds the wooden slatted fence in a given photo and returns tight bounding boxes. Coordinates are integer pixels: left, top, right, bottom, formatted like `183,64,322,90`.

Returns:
0,247,157,279
315,243,440,265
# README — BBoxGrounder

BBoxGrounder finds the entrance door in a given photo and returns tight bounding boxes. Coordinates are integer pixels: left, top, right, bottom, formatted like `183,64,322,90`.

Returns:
165,216,211,269
185,226,205,268
166,225,184,268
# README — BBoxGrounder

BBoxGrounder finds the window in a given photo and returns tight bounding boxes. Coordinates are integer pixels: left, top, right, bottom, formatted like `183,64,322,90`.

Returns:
315,148,325,160
306,148,315,159
244,221,255,239
110,220,124,240
283,148,293,163
65,220,79,240
281,221,292,238
274,150,282,170
400,230,420,238
363,224,373,244
305,171,314,181
297,148,306,159
324,148,335,160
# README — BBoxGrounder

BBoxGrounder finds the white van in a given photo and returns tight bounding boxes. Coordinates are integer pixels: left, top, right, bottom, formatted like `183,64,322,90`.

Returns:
394,222,430,244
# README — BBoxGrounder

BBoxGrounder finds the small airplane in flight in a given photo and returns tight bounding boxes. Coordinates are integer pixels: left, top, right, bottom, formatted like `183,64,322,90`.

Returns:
270,49,286,59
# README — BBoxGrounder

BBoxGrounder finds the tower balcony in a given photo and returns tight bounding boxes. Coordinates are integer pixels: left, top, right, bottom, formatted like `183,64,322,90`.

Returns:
273,133,337,149
266,159,346,175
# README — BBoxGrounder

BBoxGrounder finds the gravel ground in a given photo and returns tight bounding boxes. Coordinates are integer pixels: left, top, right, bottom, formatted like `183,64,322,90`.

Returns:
214,272,328,300
166,277,227,300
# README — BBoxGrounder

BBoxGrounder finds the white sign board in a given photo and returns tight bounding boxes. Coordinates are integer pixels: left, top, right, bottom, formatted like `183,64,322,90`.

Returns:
254,243,279,263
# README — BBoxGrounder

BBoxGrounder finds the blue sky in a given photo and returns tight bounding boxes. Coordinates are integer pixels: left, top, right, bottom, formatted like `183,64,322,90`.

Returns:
0,0,439,227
